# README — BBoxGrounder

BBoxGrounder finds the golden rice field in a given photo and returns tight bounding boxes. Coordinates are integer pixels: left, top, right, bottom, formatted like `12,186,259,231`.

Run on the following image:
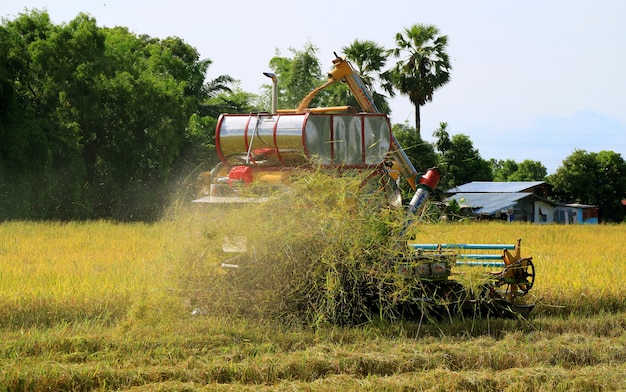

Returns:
1,216,626,391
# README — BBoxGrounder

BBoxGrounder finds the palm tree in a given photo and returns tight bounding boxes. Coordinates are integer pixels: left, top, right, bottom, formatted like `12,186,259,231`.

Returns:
197,73,236,118
340,39,394,114
390,24,451,137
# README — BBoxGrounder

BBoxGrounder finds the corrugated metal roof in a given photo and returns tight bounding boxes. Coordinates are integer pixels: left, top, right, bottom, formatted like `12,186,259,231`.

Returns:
445,192,533,215
447,181,545,194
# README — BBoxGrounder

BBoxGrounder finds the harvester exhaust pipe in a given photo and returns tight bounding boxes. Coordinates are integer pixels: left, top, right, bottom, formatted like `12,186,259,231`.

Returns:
263,72,278,114
400,167,441,237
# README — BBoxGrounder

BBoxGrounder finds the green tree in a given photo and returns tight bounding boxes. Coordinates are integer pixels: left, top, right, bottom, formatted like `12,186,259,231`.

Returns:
266,42,322,110
433,122,492,190
491,159,519,182
184,62,242,177
389,24,451,137
392,122,438,172
548,150,626,222
509,160,547,181
191,85,258,150
69,26,209,217
392,122,439,200
196,73,237,118
491,159,547,181
0,10,221,220
0,10,60,170
0,10,95,218
340,39,393,114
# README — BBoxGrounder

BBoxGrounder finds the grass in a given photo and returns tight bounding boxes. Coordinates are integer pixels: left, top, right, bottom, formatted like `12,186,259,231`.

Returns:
0,220,168,328
3,314,626,390
1,172,626,390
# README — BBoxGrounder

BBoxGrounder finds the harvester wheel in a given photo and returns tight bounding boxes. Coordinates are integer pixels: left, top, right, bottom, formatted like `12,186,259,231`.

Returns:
513,258,535,294
495,257,535,296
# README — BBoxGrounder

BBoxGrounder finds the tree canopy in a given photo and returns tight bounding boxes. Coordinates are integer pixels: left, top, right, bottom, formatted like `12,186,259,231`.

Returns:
0,10,230,220
341,39,394,114
265,42,323,110
389,24,451,137
548,150,626,222
491,159,547,182
433,123,492,191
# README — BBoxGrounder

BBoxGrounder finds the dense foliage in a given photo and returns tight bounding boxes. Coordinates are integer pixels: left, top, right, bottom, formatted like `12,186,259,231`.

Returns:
432,122,492,191
491,159,547,182
549,150,626,222
0,10,222,220
264,42,324,110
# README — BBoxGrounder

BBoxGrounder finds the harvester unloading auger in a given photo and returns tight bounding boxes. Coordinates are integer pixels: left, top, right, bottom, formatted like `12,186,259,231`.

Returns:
195,53,536,318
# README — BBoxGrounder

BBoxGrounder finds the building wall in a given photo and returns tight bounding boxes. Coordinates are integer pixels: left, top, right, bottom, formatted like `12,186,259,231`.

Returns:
514,198,535,222
555,206,599,224
494,197,555,223
534,201,555,224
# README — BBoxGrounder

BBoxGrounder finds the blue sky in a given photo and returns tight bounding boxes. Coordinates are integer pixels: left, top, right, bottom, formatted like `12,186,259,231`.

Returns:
4,0,625,174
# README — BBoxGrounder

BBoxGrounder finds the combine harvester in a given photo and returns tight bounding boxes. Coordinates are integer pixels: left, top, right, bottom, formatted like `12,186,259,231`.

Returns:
195,54,535,318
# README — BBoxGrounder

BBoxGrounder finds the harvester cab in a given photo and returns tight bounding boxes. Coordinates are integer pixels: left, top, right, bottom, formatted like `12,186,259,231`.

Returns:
194,53,536,318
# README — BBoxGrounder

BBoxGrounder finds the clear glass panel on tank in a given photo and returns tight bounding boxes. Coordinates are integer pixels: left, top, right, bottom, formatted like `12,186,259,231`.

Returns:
304,115,332,165
274,114,308,165
333,116,362,165
217,115,250,165
363,115,391,165
248,115,281,165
